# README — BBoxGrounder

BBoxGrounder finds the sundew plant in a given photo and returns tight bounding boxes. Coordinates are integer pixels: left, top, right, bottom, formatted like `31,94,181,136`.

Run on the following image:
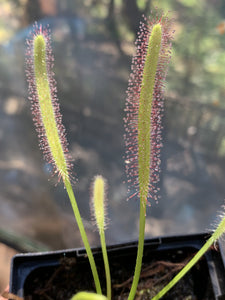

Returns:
123,13,173,300
26,23,102,294
24,9,225,300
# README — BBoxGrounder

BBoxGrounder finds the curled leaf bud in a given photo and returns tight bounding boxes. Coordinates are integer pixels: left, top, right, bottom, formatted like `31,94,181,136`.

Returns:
91,175,108,233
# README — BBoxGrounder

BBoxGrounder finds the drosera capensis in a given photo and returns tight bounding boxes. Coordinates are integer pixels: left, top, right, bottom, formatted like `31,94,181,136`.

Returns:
25,23,102,295
23,10,221,300
124,12,174,300
91,175,111,300
25,10,175,299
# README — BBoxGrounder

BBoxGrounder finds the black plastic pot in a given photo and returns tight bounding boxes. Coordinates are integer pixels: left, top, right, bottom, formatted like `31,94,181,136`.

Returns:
10,233,225,299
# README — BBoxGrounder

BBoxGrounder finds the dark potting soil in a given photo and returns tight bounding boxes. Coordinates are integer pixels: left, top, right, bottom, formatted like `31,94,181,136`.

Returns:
23,247,214,300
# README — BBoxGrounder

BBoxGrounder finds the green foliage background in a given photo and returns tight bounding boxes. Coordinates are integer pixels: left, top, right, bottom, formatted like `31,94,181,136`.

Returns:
1,0,224,106
64,0,225,106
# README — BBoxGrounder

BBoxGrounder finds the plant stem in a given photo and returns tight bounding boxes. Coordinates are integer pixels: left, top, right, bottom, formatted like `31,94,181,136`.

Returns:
128,200,146,300
151,215,225,300
100,230,111,300
64,178,102,294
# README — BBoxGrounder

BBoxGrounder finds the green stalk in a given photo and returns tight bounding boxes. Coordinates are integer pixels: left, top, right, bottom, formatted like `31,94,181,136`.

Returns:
64,178,102,294
128,200,146,300
128,24,162,300
100,229,111,300
151,216,225,300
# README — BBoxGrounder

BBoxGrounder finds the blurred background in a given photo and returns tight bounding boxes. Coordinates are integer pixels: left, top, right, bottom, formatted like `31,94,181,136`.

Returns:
1,0,225,292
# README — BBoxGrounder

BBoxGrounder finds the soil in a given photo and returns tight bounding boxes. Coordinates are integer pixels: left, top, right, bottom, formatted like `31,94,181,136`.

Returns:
23,247,214,300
